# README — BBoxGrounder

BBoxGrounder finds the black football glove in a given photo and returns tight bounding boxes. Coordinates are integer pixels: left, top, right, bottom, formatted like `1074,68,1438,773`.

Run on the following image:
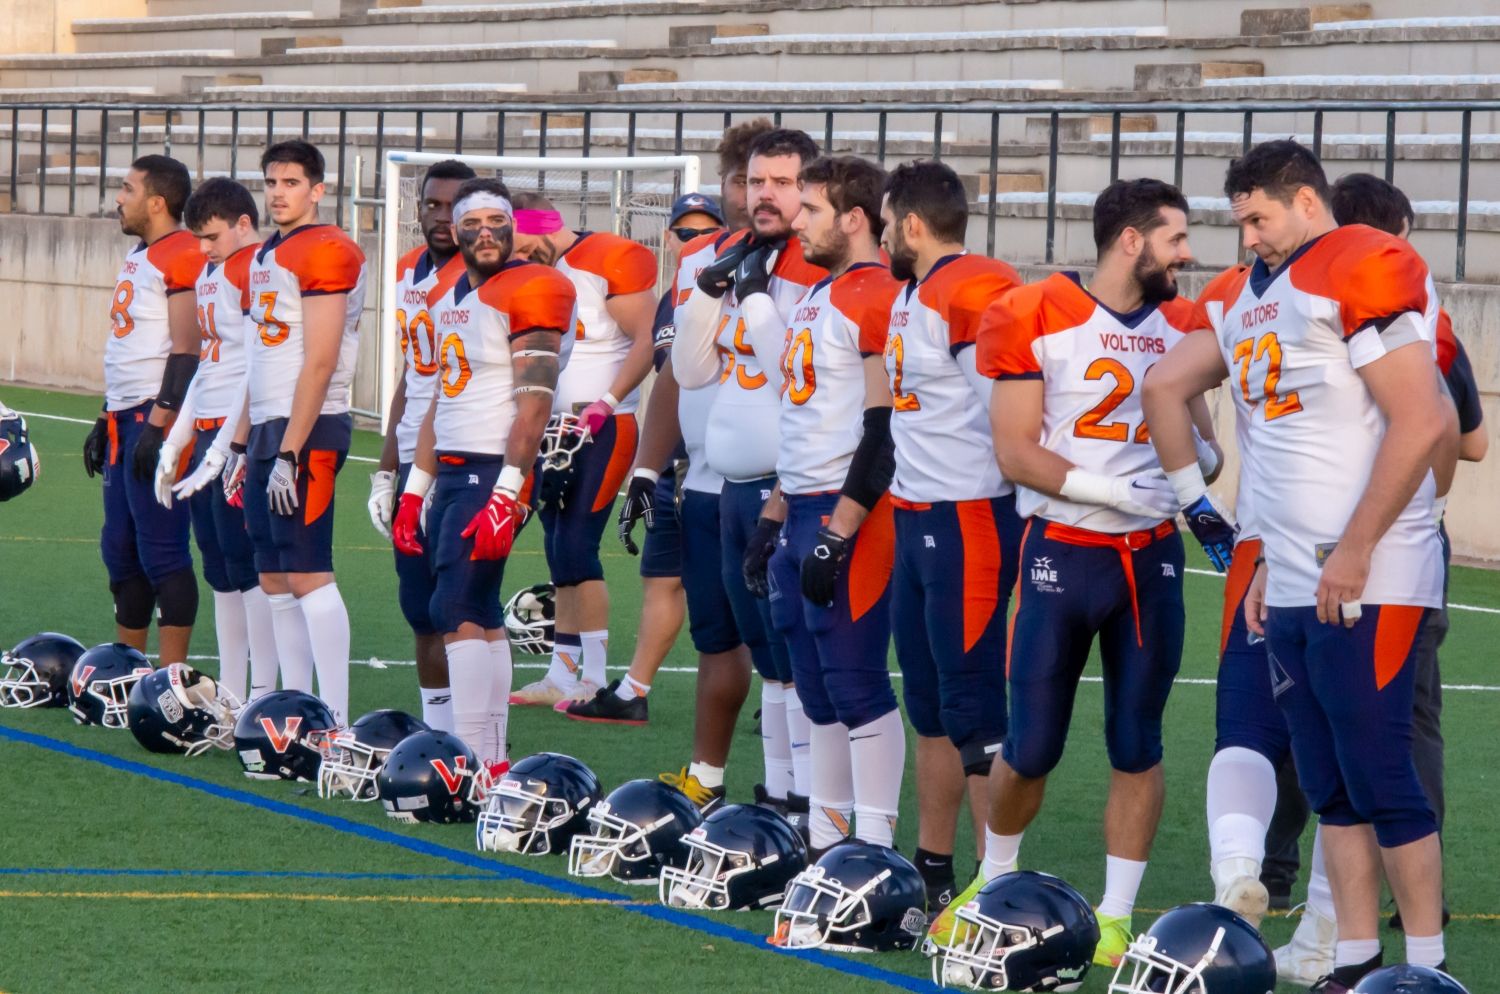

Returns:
742,515,782,599
695,240,756,299
132,421,166,482
732,238,783,299
617,470,658,556
800,526,851,608
83,416,108,478
1182,493,1237,573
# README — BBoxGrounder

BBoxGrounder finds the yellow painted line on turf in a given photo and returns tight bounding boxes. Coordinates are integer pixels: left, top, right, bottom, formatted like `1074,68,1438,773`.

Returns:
0,888,650,908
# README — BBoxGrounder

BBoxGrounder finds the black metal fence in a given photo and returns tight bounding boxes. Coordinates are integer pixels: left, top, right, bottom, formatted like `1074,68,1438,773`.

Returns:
3,99,1493,279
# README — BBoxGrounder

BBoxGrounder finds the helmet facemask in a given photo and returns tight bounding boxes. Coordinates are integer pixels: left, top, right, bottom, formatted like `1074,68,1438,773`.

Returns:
168,666,241,756
317,730,390,800
771,864,889,952
539,414,590,473
567,803,663,883
0,652,55,708
659,832,753,910
1109,927,1226,994
933,905,1075,992
72,666,153,728
477,776,577,854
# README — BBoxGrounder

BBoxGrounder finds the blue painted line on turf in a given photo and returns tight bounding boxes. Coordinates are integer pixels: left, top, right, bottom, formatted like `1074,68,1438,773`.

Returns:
0,724,938,993
0,867,506,883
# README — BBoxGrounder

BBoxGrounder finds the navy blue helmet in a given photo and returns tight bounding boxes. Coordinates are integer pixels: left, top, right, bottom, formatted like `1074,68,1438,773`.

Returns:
931,870,1099,991
477,752,602,855
233,690,337,781
68,643,154,728
568,778,703,883
1110,903,1275,994
0,407,39,502
771,842,929,952
376,730,480,824
1354,965,1469,994
127,663,242,756
659,803,808,910
0,633,85,708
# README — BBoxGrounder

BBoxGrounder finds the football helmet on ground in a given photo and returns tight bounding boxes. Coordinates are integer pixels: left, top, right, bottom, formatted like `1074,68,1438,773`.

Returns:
476,752,602,855
318,709,429,801
568,778,703,884
771,842,929,953
1353,965,1469,993
0,633,85,708
126,663,242,755
376,730,480,824
1109,903,1275,994
233,690,338,781
0,406,39,502
930,870,1099,991
504,583,557,655
68,643,154,728
659,803,808,911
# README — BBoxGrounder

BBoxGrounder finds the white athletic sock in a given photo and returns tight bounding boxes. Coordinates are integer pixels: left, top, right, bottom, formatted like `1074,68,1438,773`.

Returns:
487,639,513,767
760,681,793,802
267,592,314,695
849,708,905,848
1405,933,1445,968
687,761,723,790
544,634,582,691
446,638,493,761
809,720,854,850
1097,855,1148,918
982,827,1023,881
242,586,280,700
1307,825,1338,921
420,686,453,733
298,583,350,726
212,589,250,702
1336,938,1381,969
1207,746,1277,868
785,688,812,796
614,674,649,701
580,629,608,688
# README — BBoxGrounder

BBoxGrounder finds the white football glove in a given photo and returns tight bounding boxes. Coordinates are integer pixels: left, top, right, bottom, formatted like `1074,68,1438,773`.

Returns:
171,445,225,500
1061,468,1180,521
267,453,299,516
153,441,182,508
368,469,397,539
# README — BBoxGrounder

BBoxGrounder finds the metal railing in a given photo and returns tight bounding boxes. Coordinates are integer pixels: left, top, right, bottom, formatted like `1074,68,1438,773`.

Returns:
2,99,1495,279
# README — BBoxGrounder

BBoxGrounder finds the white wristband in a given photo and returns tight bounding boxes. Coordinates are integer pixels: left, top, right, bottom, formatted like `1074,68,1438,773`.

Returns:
402,466,434,499
600,391,620,409
632,467,661,485
1165,464,1208,508
1058,468,1117,508
495,464,527,499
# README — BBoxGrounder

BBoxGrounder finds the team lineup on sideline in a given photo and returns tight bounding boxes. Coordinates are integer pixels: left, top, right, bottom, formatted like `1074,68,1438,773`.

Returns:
0,116,1489,994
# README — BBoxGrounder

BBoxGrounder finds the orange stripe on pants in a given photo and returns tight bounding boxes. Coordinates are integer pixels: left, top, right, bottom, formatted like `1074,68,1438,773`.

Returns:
591,414,639,513
1374,605,1426,691
1220,537,1262,659
846,494,895,623
955,499,1002,654
303,451,340,526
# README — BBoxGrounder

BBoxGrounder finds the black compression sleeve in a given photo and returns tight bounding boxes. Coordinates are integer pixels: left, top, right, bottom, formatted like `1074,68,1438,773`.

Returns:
839,406,895,511
154,352,200,412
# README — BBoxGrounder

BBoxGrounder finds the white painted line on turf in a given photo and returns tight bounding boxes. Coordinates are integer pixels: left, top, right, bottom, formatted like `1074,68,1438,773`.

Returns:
14,409,378,463
1184,566,1500,616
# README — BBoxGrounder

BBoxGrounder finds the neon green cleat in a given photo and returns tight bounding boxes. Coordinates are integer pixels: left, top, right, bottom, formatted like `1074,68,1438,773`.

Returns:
1093,912,1134,967
922,873,987,956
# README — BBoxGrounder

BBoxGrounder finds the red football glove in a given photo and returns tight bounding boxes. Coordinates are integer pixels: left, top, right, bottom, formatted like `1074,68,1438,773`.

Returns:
462,489,522,561
392,492,426,556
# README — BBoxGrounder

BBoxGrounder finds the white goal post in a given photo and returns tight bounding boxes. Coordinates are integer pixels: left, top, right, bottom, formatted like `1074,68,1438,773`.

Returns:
374,150,703,434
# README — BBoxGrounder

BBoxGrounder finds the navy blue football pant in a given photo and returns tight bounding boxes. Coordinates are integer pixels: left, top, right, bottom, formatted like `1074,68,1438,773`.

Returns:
767,492,897,730
891,494,1022,775
679,488,748,656
638,464,683,580
538,413,637,587
393,461,438,636
720,477,793,682
1003,519,1185,779
241,414,350,575
424,454,510,634
186,422,258,594
100,400,193,586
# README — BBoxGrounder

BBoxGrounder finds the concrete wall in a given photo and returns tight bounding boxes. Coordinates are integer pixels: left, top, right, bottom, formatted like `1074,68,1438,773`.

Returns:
2,215,1496,561
0,0,147,55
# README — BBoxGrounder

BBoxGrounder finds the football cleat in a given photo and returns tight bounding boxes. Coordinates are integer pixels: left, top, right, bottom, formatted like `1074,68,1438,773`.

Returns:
1353,965,1469,994
503,583,556,655
1275,903,1337,987
551,679,600,713
1311,951,1384,993
568,778,703,884
508,676,573,708
564,680,649,726
126,663,242,756
660,803,808,911
476,752,602,855
772,842,928,953
1109,902,1275,992
659,767,726,813
68,643,154,728
930,870,1099,992
318,709,429,801
233,690,338,781
926,872,987,955
376,730,480,824
0,632,85,708
1212,856,1270,928
1093,912,1134,968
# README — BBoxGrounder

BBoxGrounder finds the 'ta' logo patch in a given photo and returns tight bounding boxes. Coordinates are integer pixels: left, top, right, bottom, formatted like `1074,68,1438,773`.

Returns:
430,755,470,795
259,715,303,753
70,664,95,699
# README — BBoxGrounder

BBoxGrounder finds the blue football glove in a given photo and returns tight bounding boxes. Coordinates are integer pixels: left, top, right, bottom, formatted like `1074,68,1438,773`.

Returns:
1182,493,1237,572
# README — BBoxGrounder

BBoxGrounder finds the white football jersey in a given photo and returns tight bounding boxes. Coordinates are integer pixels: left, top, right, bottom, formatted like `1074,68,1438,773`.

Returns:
105,229,205,411
246,224,367,425
190,243,256,420
553,231,658,417
393,246,465,464
670,233,727,495
1192,226,1443,609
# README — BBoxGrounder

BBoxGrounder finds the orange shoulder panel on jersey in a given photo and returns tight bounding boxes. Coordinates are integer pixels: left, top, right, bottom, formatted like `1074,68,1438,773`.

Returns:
920,255,1023,349
715,228,754,257
771,236,828,290
427,253,467,307
222,243,260,312
829,265,903,355
1291,224,1429,339
395,245,426,282
566,233,658,297
1157,295,1202,333
1435,308,1458,374
1188,264,1252,331
480,263,577,336
974,274,1096,379
276,226,364,296
148,229,207,294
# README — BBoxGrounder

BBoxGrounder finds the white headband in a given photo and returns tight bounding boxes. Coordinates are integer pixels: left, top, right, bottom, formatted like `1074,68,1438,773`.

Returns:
453,192,514,223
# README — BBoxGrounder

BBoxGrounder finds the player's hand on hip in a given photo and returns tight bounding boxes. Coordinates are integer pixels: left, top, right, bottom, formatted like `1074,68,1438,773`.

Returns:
463,488,522,561
1244,558,1269,638
152,442,181,508
1315,543,1369,628
172,445,225,500
1181,492,1237,572
392,492,425,556
83,416,108,478
800,526,850,608
267,451,299,516
743,515,782,599
367,469,396,539
617,468,658,555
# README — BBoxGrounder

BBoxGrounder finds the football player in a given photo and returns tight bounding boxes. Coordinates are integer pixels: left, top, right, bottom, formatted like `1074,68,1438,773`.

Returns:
368,158,476,732
671,127,826,810
1150,141,1451,988
504,192,659,711
391,178,574,780
88,154,205,663
236,140,365,726
877,160,1022,905
761,155,904,854
151,178,276,702
937,179,1212,968
566,193,726,724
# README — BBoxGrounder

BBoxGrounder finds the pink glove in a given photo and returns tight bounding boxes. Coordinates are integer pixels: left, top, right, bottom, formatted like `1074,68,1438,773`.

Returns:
392,492,426,556
578,393,618,438
462,490,522,561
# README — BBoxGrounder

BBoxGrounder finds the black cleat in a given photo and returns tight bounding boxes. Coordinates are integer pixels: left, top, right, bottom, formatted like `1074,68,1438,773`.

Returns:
753,783,789,815
1311,951,1384,993
784,791,811,846
564,679,648,726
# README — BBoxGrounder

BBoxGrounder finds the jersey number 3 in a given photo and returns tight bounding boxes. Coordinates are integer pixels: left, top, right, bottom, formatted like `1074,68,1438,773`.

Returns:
255,292,291,347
